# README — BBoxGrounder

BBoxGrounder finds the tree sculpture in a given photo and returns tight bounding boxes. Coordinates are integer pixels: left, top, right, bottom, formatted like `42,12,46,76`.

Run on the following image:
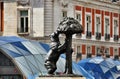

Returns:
44,17,83,75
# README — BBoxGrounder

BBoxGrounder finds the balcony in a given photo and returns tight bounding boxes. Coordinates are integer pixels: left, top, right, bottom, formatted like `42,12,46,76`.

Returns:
114,55,119,60
96,53,102,56
105,54,110,58
87,53,92,58
75,33,82,38
76,53,82,59
114,35,119,41
76,53,82,61
86,31,92,38
96,32,101,40
105,33,110,40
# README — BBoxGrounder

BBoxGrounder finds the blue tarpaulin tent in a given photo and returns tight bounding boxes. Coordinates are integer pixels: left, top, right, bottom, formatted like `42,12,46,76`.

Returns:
56,54,94,79
77,57,120,79
2,36,119,79
0,36,49,78
0,36,90,79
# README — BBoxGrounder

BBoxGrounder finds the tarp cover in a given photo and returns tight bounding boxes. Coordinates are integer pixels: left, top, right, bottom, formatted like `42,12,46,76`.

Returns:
3,36,117,79
78,57,120,79
0,36,91,79
0,36,49,77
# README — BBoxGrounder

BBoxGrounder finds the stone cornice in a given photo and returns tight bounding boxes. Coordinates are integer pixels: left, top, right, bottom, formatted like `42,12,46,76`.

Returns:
72,38,120,47
73,0,120,12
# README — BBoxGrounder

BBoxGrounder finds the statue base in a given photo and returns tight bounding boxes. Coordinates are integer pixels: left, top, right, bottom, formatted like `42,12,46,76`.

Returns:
36,77,85,79
36,74,85,79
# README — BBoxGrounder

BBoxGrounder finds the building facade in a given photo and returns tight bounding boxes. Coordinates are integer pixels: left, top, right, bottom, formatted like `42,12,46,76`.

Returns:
0,0,120,61
46,0,120,61
0,0,44,37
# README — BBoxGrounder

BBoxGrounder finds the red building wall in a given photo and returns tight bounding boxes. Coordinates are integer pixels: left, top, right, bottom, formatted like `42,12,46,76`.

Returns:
0,2,4,32
82,45,86,54
82,7,85,34
92,9,95,35
101,11,104,36
110,47,113,56
92,45,95,55
75,5,120,57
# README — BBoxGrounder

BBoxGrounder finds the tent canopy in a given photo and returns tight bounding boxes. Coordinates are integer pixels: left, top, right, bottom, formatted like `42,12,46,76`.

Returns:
0,36,85,78
0,36,95,79
78,57,120,79
0,36,49,78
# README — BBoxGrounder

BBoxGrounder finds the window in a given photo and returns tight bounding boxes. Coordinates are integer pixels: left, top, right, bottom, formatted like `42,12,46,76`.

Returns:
76,45,82,60
96,47,101,55
96,17,101,33
86,15,91,32
105,18,109,34
105,48,109,56
95,16,101,39
62,11,67,18
77,46,81,53
76,13,81,22
114,48,119,59
114,20,118,35
114,48,118,56
87,46,91,54
18,10,28,33
87,46,91,58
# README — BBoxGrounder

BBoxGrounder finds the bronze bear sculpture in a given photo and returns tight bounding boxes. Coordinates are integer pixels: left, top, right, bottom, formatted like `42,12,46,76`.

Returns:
44,17,83,75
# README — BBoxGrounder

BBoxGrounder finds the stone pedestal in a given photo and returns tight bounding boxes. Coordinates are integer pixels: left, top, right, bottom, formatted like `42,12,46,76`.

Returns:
36,77,85,79
36,75,85,79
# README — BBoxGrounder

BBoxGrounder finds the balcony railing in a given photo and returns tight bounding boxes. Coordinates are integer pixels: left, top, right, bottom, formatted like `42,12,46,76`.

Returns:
75,33,82,37
114,55,119,60
76,53,82,61
87,53,92,58
96,32,101,40
114,35,119,41
76,53,82,59
105,54,110,58
96,53,102,56
105,33,110,40
86,31,92,38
